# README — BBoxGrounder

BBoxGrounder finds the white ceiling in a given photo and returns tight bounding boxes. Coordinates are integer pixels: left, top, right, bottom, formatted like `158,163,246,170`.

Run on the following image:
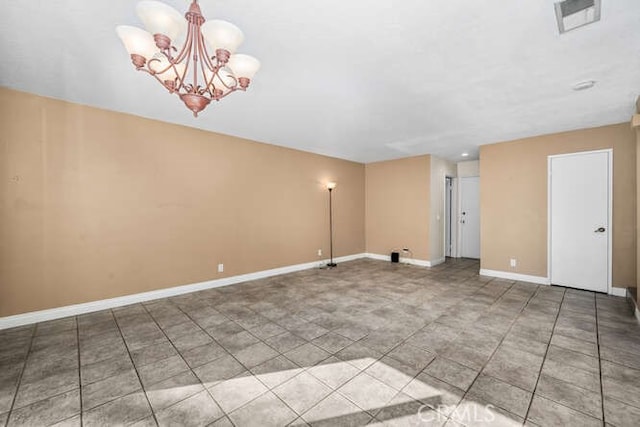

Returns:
1,0,639,163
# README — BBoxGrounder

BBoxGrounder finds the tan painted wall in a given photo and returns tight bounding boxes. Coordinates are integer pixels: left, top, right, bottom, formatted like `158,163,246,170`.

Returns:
0,88,365,317
480,123,636,287
430,157,456,263
365,156,431,261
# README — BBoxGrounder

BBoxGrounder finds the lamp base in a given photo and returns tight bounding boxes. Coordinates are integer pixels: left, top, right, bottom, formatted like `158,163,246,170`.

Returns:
326,262,337,268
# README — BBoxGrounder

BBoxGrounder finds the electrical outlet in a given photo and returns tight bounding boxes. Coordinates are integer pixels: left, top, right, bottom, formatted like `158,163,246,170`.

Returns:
317,249,322,257
218,263,224,273
510,258,517,268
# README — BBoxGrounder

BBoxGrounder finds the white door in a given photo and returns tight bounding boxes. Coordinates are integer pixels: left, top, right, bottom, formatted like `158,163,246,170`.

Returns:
549,150,610,292
460,177,480,259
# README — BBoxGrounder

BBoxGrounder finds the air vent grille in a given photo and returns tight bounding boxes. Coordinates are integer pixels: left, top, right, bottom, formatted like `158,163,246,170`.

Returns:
555,0,601,34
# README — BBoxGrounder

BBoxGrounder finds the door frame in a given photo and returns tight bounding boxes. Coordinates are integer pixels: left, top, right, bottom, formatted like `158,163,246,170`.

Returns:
547,149,613,294
445,176,456,257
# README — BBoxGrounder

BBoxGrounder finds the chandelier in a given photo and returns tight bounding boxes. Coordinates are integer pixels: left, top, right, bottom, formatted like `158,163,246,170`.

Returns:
116,0,260,117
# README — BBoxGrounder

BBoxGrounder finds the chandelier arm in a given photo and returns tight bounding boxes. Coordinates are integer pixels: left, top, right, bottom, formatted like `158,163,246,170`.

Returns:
171,20,196,65
196,26,224,98
214,87,246,101
191,22,204,93
144,54,174,77
175,25,197,93
217,72,239,91
197,25,217,73
136,66,177,93
197,44,215,97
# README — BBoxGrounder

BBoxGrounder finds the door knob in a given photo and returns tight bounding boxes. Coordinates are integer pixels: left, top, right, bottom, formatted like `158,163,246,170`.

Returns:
594,227,606,233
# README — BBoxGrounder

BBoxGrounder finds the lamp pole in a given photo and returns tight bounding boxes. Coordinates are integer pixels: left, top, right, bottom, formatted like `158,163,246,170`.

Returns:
327,183,337,268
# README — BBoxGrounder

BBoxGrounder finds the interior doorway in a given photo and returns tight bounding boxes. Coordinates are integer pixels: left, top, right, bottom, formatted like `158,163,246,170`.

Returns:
548,150,611,293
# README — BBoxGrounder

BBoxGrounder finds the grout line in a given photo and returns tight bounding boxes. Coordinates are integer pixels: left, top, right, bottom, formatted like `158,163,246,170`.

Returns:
111,309,160,426
307,260,484,421
138,303,227,421
74,317,83,426
216,263,479,422
157,300,301,424
441,279,542,424
330,268,509,422
523,289,567,421
594,296,606,423
4,325,37,426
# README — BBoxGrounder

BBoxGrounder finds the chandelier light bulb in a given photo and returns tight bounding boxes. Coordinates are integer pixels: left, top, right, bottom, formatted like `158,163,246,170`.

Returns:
228,54,261,79
201,20,244,54
116,26,158,63
136,1,186,43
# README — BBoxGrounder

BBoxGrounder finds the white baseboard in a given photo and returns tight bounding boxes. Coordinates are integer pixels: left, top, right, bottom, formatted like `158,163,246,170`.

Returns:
364,253,435,267
627,289,640,324
3,255,632,330
0,253,367,330
479,269,550,285
364,253,389,262
430,257,446,267
610,287,627,297
480,270,630,297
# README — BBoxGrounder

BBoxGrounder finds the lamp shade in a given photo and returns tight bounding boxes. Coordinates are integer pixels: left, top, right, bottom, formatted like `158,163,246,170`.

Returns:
116,25,158,59
136,0,186,41
227,54,260,79
201,20,244,53
327,182,337,190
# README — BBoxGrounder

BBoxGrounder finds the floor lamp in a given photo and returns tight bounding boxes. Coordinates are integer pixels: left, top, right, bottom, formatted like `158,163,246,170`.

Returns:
327,182,337,268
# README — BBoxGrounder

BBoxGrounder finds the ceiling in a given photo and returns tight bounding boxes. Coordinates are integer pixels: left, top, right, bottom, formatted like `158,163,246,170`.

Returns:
1,0,639,163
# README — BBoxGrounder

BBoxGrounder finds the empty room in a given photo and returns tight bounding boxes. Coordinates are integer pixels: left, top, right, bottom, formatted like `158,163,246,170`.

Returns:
1,0,640,426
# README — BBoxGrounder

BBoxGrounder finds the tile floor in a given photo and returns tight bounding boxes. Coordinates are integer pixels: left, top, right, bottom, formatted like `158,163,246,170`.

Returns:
1,258,639,426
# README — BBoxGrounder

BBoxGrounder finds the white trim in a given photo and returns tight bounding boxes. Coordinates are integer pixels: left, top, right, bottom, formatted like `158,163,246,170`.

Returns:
480,269,550,285
547,149,613,295
364,252,390,262
0,253,368,330
364,253,435,267
404,258,432,267
430,257,446,267
1,249,628,330
610,287,627,297
627,289,640,324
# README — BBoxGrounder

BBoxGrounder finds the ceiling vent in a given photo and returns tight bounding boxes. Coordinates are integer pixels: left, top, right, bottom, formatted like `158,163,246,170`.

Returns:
555,0,601,33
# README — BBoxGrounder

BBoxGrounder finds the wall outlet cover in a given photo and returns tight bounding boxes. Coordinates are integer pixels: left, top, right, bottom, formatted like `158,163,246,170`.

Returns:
217,263,224,273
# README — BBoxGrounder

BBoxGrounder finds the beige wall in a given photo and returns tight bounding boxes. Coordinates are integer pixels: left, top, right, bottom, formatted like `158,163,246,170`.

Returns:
3,86,638,318
480,123,636,287
365,156,431,261
430,157,456,263
0,88,365,317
